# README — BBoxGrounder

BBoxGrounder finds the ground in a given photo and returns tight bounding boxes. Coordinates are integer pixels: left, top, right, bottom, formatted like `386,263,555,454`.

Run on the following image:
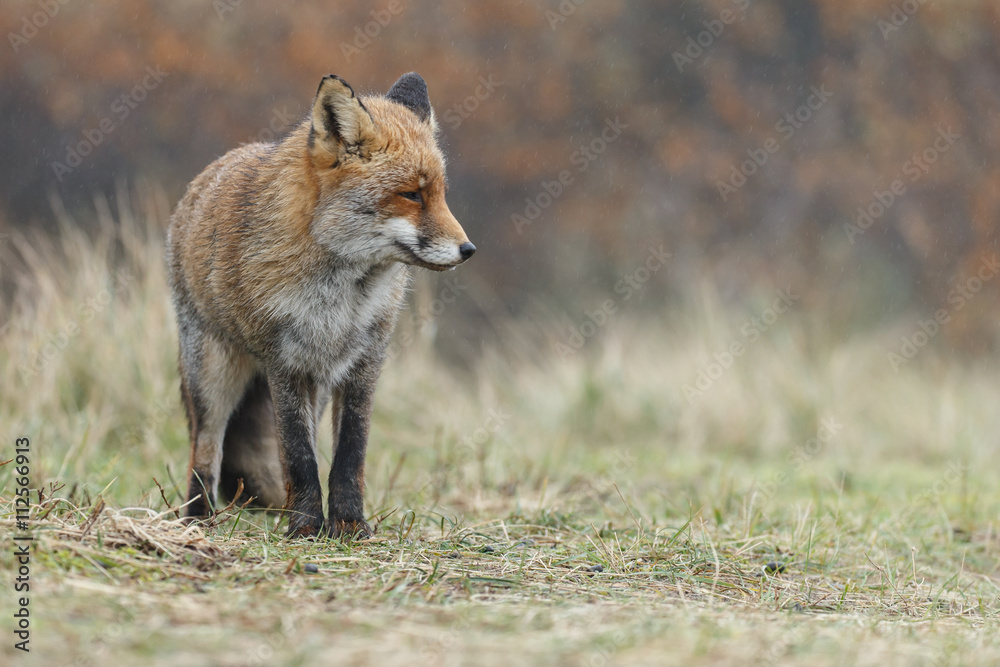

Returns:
1,212,998,666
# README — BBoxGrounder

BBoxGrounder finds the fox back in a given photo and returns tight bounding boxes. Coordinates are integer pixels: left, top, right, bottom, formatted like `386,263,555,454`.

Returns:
166,73,474,538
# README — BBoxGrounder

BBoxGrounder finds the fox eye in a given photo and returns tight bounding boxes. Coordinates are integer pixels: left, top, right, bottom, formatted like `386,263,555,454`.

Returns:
399,191,422,203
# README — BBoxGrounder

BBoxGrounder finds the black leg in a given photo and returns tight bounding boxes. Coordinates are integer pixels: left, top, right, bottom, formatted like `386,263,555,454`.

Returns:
267,369,324,538
328,367,379,538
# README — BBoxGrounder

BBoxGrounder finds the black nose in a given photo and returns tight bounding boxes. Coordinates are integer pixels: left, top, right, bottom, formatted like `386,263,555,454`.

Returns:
459,242,476,260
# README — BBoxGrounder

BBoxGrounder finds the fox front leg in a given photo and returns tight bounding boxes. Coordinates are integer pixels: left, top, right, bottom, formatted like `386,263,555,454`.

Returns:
327,361,380,539
268,369,325,538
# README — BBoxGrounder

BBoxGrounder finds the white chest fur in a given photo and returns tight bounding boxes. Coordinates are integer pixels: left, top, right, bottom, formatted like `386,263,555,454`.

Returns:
264,262,407,382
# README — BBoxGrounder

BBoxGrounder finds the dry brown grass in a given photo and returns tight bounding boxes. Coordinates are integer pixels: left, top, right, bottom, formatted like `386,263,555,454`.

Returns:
1,190,1000,665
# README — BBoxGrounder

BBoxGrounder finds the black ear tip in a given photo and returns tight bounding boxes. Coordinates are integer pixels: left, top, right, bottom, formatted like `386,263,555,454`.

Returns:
386,72,432,121
399,72,426,85
317,74,353,94
393,73,428,97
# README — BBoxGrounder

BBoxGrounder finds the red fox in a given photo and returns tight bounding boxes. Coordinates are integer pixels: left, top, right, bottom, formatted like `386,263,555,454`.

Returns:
166,73,475,538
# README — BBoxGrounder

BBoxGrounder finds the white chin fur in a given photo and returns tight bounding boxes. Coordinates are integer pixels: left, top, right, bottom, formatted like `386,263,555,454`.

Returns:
383,216,460,266
382,217,420,247
411,244,461,266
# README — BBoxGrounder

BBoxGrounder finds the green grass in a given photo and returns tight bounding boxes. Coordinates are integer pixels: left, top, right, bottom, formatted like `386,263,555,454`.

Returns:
1,197,999,665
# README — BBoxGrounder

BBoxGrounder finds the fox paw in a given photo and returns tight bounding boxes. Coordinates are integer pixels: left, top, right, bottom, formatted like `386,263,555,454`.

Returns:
286,514,325,539
328,519,373,540
287,523,323,539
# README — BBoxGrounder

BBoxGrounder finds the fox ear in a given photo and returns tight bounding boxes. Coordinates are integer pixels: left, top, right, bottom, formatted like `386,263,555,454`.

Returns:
311,75,377,151
386,72,435,126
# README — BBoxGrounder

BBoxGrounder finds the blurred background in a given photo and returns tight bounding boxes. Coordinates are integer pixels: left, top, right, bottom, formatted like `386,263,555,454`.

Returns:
7,4,1000,661
2,0,999,361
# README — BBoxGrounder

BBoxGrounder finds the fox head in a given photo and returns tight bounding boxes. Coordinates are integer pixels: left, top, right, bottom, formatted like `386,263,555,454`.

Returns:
304,73,475,271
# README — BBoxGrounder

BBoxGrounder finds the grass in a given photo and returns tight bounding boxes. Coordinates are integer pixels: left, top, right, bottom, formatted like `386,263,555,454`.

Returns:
1,191,999,665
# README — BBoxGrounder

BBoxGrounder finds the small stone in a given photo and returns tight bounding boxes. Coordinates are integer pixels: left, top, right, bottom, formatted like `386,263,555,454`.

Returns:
304,563,319,574
763,561,786,575
587,564,604,573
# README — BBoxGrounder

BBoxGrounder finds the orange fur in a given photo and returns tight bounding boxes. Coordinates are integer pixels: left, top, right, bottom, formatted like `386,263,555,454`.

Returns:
167,73,474,536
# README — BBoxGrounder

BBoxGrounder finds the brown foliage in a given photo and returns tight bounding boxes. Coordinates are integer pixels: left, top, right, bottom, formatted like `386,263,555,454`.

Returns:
2,0,999,341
